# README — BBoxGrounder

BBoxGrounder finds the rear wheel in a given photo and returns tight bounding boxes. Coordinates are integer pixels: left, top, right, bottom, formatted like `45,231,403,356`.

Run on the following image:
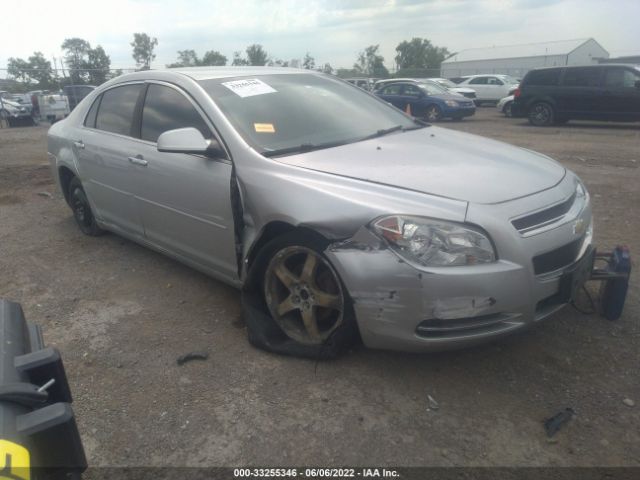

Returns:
68,177,105,236
528,102,555,126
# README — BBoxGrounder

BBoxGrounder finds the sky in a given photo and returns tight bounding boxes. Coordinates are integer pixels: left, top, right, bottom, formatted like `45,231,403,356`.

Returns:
1,0,639,73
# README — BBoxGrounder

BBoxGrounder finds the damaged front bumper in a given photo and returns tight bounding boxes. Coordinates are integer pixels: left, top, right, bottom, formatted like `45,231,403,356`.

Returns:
325,208,593,352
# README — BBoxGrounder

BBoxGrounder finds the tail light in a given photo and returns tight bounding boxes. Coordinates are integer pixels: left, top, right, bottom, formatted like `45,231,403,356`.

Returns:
513,88,521,98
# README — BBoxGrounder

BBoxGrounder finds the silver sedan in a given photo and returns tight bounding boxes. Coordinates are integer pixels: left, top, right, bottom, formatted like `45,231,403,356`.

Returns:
47,67,594,358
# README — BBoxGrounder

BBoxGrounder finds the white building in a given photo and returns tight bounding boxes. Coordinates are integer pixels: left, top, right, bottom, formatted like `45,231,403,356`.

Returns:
441,38,609,78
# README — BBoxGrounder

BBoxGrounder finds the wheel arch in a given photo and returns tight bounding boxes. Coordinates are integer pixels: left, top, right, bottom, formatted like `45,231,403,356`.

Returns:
58,165,77,205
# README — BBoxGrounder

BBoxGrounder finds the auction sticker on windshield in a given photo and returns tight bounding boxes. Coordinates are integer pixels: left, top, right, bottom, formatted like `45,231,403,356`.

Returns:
222,79,277,98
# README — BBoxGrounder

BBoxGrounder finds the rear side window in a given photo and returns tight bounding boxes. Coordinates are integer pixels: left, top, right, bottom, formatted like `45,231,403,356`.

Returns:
603,68,640,88
469,77,488,85
524,69,561,86
141,84,211,143
95,84,144,136
381,84,402,95
562,68,602,87
84,96,101,128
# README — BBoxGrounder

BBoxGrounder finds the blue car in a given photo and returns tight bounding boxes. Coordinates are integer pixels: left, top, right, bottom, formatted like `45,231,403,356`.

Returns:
374,80,476,121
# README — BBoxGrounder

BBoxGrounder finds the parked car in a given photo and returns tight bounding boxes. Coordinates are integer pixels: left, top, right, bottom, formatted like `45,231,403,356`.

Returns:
345,78,371,90
0,97,34,126
497,95,515,117
512,64,640,126
35,92,70,124
424,78,477,99
48,67,594,356
63,85,96,110
375,80,476,121
455,75,520,105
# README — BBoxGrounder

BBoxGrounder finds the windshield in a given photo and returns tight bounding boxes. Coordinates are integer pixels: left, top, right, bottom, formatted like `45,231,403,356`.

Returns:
417,82,449,95
435,79,455,88
500,75,519,84
199,74,421,156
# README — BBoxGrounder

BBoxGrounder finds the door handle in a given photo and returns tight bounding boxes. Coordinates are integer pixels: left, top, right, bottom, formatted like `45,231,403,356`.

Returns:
73,140,85,149
128,156,148,166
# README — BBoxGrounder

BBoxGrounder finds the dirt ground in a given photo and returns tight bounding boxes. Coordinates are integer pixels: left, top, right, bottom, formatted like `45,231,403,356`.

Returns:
0,108,638,468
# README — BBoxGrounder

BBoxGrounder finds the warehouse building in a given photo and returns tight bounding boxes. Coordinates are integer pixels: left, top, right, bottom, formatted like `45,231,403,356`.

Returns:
441,38,609,78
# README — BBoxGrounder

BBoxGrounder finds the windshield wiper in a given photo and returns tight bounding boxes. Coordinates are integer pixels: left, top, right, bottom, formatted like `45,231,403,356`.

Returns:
360,123,426,142
261,140,349,157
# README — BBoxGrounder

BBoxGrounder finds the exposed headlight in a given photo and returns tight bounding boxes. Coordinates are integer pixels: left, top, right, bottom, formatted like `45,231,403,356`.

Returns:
444,100,459,107
370,215,496,267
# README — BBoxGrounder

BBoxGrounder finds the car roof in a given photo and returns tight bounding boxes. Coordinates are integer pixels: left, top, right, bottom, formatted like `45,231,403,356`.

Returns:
127,66,314,82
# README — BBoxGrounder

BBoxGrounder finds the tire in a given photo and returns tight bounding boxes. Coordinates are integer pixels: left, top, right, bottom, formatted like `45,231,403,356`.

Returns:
242,231,358,359
68,177,105,236
424,104,443,122
528,102,555,126
503,102,513,117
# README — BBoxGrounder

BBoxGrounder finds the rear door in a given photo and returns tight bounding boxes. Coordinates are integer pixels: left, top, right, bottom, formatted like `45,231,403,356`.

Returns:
131,82,238,279
399,83,426,116
76,83,146,237
467,76,489,100
601,66,640,119
376,84,405,110
557,67,604,117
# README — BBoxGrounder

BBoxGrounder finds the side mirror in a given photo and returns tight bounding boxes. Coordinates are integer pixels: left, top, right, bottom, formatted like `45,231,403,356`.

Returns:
157,127,227,158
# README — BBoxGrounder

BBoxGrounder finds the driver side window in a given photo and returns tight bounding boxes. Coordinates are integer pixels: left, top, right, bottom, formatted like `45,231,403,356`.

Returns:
469,77,488,85
402,84,422,97
141,84,211,143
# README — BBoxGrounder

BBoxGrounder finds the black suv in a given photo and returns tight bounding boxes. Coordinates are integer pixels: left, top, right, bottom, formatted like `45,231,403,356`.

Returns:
512,64,640,126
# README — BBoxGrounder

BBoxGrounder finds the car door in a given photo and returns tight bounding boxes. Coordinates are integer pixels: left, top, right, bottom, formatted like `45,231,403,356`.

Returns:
557,67,604,117
399,83,426,116
376,84,404,110
129,82,238,279
75,83,146,237
485,77,507,101
467,77,489,100
601,66,640,119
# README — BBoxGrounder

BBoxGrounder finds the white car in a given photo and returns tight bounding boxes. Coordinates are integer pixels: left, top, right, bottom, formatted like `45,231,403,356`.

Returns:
456,75,519,105
497,95,515,117
425,78,477,100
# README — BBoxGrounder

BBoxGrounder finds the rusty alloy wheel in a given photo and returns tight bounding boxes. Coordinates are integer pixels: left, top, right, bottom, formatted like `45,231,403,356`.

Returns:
264,246,344,345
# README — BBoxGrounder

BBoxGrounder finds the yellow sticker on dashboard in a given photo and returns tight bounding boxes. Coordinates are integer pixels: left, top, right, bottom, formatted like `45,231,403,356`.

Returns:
254,123,275,133
0,439,30,480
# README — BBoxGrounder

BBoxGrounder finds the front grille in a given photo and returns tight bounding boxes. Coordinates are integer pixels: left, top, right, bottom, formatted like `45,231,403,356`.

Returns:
532,237,583,275
462,92,476,99
512,192,576,233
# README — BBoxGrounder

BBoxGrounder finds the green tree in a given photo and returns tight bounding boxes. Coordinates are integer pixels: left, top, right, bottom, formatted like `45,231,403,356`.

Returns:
231,51,249,66
394,37,449,70
354,45,388,77
62,37,92,83
167,50,200,67
322,63,333,74
201,50,227,66
85,46,111,85
27,52,53,87
7,58,32,84
302,52,315,70
245,44,268,66
131,33,158,69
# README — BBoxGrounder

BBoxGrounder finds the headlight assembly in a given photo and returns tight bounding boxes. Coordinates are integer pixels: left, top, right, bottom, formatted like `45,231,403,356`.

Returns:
370,215,496,267
444,100,459,107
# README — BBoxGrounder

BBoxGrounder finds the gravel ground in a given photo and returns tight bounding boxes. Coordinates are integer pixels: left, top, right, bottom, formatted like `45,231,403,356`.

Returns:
0,108,638,467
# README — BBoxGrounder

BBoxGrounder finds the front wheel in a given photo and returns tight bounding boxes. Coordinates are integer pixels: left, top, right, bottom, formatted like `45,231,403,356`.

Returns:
243,232,358,358
528,102,555,126
68,177,105,236
424,105,443,122
503,102,513,117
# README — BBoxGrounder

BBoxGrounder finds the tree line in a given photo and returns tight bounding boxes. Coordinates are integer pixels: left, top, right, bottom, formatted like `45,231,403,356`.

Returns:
5,34,450,91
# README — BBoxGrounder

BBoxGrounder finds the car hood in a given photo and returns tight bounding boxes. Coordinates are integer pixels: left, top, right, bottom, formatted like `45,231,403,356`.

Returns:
275,127,566,204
